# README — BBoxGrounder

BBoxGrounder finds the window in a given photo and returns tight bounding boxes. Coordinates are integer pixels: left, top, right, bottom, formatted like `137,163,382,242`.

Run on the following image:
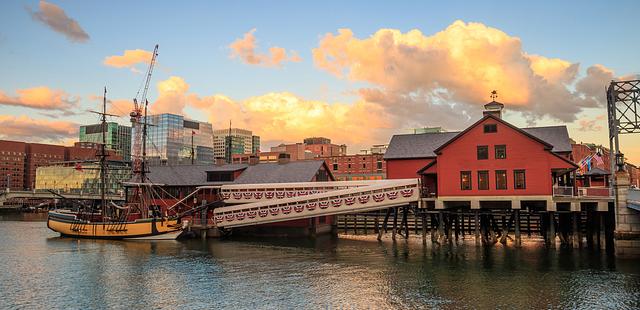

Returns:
477,146,488,160
495,145,506,159
478,171,489,190
460,171,472,190
484,124,497,133
495,170,507,190
362,163,366,168
377,161,383,169
348,164,351,169
514,170,526,189
333,163,338,171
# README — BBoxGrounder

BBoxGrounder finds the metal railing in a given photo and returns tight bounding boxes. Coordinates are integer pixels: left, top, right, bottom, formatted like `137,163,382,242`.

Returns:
553,186,574,197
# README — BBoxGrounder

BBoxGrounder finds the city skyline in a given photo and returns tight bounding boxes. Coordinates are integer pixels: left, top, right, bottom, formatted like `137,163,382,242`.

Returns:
1,1,639,163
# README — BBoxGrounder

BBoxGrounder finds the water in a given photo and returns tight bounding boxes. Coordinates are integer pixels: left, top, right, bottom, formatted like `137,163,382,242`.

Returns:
1,214,639,309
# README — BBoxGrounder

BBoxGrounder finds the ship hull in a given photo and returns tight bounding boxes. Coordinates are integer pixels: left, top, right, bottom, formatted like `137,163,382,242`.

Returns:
47,211,183,240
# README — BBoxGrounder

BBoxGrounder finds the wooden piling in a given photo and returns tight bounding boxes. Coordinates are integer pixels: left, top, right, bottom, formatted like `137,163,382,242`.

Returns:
402,206,409,239
438,212,445,243
421,212,427,245
363,213,368,235
392,207,398,241
572,212,580,248
548,212,556,247
474,210,480,245
515,209,521,247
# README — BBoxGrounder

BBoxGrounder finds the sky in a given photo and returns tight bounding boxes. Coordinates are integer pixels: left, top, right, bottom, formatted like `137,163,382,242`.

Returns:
1,1,639,163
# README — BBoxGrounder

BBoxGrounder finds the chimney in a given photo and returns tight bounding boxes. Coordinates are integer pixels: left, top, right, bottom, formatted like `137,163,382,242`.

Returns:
215,157,226,166
249,155,259,165
277,153,290,165
483,90,504,119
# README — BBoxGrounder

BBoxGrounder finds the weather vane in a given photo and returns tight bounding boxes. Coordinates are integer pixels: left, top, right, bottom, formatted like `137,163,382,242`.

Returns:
490,90,498,101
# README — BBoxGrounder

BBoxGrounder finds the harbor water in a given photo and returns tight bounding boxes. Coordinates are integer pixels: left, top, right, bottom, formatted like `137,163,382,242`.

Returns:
0,214,639,309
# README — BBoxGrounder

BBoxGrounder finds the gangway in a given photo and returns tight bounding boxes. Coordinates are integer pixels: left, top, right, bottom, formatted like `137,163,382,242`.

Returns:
198,179,419,228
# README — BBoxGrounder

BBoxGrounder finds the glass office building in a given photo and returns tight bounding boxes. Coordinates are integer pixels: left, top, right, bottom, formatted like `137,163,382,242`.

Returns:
79,122,132,161
35,161,131,195
135,114,214,166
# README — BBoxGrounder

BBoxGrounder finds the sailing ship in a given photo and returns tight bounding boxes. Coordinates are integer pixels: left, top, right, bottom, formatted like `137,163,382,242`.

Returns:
47,45,190,240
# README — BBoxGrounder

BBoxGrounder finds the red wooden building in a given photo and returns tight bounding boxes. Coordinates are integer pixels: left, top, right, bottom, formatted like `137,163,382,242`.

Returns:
385,101,580,210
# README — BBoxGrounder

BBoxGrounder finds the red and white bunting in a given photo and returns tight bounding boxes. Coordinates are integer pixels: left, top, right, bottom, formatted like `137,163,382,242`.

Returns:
306,202,317,211
221,193,231,199
265,192,274,199
214,215,224,223
294,205,304,212
243,192,253,199
247,210,257,218
225,214,235,222
254,192,264,199
373,193,385,202
236,212,246,220
286,192,296,198
400,188,414,197
282,206,292,214
270,207,280,216
276,192,285,199
358,195,370,204
298,190,308,196
386,191,398,200
319,201,330,209
331,199,342,207
232,193,242,200
258,209,269,217
345,197,356,205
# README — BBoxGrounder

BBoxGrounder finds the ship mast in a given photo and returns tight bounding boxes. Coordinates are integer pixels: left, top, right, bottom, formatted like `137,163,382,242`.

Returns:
90,87,117,219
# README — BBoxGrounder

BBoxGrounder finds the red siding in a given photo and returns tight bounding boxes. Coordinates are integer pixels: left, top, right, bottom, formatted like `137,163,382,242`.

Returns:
436,119,574,197
386,158,434,179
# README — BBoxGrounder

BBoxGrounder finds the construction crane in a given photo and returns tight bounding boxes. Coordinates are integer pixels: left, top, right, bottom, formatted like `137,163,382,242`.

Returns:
131,44,158,182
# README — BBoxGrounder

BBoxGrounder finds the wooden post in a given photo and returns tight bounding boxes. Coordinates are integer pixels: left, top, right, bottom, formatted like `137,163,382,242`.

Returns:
548,212,556,247
454,212,460,242
431,213,438,244
586,210,594,248
572,211,580,248
353,214,358,235
344,215,348,234
392,207,398,241
421,212,427,245
526,209,531,237
438,212,445,243
376,213,382,241
599,212,606,250
403,205,409,239
460,210,465,238
383,208,392,233
363,213,368,235
414,208,419,235
515,209,521,247
474,210,480,245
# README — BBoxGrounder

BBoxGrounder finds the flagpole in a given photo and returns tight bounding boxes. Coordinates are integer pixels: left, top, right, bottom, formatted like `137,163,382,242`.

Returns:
191,131,195,165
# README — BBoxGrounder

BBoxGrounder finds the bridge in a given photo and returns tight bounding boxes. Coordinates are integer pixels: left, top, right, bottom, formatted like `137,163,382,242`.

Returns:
0,190,125,207
628,188,640,211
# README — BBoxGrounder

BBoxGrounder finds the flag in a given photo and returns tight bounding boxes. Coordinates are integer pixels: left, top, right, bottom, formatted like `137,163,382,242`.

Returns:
593,153,604,166
74,163,83,172
192,130,196,135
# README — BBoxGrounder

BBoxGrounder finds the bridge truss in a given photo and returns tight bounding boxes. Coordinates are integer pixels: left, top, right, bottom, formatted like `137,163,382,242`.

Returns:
606,79,640,175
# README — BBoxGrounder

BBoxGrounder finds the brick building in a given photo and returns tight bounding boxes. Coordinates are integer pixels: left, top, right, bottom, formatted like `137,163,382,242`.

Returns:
304,137,347,157
0,140,121,190
323,153,386,181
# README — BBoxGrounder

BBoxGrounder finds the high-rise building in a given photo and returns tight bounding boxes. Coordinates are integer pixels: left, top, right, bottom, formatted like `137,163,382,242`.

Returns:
213,128,260,162
136,114,214,166
79,122,132,161
303,137,347,157
35,160,131,195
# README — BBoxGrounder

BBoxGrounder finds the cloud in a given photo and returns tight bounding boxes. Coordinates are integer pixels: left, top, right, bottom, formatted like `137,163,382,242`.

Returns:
0,86,79,113
103,49,153,70
312,21,617,123
0,115,78,142
27,0,89,43
229,29,302,67
577,114,606,132
147,76,391,145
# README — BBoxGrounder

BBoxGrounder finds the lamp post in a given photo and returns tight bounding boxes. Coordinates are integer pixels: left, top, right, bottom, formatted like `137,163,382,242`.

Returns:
616,152,625,172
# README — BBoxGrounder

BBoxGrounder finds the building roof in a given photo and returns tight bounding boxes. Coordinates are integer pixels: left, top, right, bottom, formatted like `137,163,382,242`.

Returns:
139,164,248,186
384,132,459,159
234,160,329,184
521,126,572,153
128,160,331,186
384,116,572,159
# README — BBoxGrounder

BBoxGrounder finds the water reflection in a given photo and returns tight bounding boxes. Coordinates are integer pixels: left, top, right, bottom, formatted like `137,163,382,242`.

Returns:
0,219,638,309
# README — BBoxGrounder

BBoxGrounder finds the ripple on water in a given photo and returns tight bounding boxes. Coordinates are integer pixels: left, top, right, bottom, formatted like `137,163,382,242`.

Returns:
0,221,639,309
